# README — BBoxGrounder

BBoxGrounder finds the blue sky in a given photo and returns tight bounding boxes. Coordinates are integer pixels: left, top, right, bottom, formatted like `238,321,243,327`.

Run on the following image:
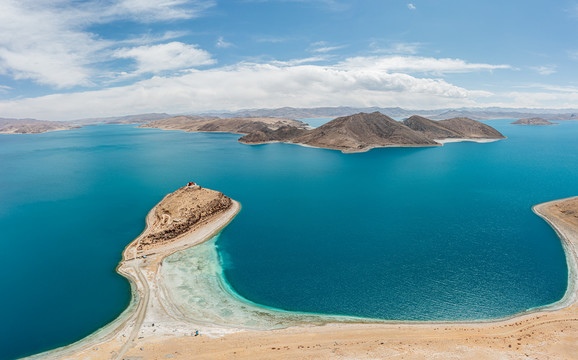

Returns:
1,0,578,120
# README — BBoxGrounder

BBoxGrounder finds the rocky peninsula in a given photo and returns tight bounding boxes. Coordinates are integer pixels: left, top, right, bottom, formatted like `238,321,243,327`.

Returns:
241,112,505,152
511,117,558,125
28,188,578,360
141,112,506,153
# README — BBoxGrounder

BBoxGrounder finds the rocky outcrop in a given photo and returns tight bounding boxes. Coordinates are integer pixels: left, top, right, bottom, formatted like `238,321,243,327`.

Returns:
138,187,232,250
140,112,505,153
402,115,462,139
511,118,558,125
239,125,309,144
290,112,439,152
403,115,506,139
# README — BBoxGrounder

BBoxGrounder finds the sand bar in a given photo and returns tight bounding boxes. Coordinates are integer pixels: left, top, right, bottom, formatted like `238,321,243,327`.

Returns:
28,192,578,359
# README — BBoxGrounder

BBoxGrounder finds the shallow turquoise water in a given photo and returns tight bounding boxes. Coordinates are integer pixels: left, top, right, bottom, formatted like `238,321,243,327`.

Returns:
0,120,576,359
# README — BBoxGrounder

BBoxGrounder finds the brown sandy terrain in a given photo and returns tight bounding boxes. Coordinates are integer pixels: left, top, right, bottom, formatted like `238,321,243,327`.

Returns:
29,194,578,360
0,118,80,134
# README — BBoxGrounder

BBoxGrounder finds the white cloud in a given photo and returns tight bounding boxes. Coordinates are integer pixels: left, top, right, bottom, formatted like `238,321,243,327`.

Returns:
312,46,346,53
0,0,106,87
488,91,578,109
255,36,288,43
309,41,346,53
216,37,233,48
408,3,416,10
530,65,557,75
271,56,328,66
0,0,214,88
114,42,215,75
0,56,505,120
568,50,578,60
245,0,348,12
104,0,216,22
370,42,422,55
514,83,578,93
337,56,510,75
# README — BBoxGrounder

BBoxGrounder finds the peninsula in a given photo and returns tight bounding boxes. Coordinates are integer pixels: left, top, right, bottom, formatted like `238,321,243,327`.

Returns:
139,116,309,134
30,188,578,360
241,112,505,152
511,117,559,125
0,118,81,134
142,112,506,153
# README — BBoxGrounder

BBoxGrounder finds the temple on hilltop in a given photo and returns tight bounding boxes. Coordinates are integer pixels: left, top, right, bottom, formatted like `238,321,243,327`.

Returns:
187,181,200,188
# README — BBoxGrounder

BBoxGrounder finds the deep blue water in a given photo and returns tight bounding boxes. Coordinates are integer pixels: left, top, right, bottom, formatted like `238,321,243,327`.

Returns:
0,120,576,359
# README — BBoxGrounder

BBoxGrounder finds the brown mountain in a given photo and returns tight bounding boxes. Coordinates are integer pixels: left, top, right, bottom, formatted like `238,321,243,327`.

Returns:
403,115,506,139
402,115,462,139
239,125,308,144
436,117,506,139
241,112,505,152
511,118,558,125
141,112,505,153
288,112,439,152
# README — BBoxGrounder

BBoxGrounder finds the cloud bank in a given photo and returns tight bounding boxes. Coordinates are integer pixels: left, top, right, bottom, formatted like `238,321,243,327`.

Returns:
0,56,505,120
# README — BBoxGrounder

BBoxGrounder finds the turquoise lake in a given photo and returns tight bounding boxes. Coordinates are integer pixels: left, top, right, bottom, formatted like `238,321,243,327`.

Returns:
0,119,576,359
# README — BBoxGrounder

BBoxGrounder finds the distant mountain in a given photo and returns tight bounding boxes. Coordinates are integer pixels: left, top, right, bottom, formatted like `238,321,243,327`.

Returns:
511,118,558,125
202,106,440,119
73,113,173,125
200,106,578,121
240,112,505,153
0,118,81,134
139,116,309,134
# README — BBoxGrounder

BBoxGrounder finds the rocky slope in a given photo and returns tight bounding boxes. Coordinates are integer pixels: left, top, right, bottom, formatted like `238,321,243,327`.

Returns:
402,115,462,139
288,112,439,152
403,115,506,139
511,118,558,125
0,118,81,134
241,112,505,152
238,125,309,144
138,186,232,251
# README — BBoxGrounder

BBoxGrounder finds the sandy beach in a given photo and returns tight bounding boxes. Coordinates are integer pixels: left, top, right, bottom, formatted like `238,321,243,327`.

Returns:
28,191,578,360
434,138,503,144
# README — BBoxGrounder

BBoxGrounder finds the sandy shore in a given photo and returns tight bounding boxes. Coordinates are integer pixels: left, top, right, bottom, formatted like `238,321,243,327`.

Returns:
434,138,503,144
28,193,578,360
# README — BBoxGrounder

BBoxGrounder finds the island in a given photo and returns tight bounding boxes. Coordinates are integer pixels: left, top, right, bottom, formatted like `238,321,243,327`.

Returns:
30,187,578,360
240,112,506,152
511,118,559,125
0,118,81,134
142,112,506,153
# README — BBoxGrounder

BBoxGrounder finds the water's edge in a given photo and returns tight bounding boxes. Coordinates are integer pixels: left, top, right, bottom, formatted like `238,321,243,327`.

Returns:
24,195,576,359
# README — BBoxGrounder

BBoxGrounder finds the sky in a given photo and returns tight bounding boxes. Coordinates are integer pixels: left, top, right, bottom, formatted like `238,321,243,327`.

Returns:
1,0,578,120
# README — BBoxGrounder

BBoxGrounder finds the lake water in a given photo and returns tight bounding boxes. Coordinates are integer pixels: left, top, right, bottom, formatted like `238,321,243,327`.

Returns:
0,120,576,359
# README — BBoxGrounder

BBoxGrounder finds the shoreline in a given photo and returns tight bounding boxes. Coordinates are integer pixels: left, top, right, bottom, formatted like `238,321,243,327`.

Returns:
434,137,504,144
29,193,578,359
